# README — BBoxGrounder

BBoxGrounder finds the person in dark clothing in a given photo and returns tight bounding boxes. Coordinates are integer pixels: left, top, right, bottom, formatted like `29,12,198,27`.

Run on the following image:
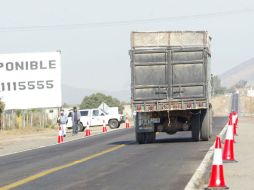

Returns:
72,107,80,135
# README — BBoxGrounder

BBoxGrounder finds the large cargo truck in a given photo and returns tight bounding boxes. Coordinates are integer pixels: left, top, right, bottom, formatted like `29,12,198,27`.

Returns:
129,31,212,144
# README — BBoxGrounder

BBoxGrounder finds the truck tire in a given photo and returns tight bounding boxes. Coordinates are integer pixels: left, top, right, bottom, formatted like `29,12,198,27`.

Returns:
210,109,213,138
136,132,156,144
191,112,201,141
136,132,146,144
146,132,156,143
108,119,120,129
200,109,211,141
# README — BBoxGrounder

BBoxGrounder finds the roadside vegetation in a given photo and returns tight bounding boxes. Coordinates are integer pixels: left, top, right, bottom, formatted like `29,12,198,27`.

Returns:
0,109,56,131
80,93,125,113
212,75,227,95
0,99,5,129
212,75,248,95
0,92,126,131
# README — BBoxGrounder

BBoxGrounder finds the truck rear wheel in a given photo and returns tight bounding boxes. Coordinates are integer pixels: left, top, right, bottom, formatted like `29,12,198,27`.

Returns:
146,132,156,143
136,132,146,144
210,109,213,138
200,109,211,141
108,119,119,129
136,132,156,144
191,112,201,141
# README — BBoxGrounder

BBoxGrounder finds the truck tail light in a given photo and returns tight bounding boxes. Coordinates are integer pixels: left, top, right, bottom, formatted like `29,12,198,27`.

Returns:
137,104,142,110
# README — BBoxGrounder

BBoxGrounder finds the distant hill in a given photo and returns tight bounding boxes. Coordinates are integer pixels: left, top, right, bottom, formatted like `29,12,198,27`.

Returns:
62,84,130,105
219,57,254,87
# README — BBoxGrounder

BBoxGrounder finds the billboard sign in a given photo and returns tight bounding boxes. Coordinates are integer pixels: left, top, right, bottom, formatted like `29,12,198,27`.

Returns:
0,51,62,110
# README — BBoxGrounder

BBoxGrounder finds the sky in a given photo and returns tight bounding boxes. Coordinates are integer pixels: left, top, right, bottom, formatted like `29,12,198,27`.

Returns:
0,0,254,94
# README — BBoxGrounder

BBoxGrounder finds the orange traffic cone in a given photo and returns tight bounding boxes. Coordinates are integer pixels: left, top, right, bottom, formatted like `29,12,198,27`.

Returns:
85,122,91,136
125,117,130,128
223,121,236,162
57,126,64,144
222,118,235,144
207,136,228,189
232,112,238,136
235,112,239,126
228,113,236,142
102,120,107,133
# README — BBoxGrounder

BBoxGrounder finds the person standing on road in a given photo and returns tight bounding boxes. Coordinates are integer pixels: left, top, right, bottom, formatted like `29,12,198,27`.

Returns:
57,110,68,137
72,107,80,135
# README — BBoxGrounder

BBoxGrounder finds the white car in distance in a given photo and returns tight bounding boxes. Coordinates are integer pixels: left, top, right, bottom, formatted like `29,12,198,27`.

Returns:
66,108,124,131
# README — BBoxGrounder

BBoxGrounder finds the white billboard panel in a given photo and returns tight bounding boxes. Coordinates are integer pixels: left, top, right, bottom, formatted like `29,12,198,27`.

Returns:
0,51,62,110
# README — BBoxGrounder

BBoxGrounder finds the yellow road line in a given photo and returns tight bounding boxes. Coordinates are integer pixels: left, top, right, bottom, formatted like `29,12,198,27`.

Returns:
0,144,126,190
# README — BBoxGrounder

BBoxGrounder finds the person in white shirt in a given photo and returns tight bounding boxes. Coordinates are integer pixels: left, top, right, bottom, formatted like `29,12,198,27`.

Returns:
57,110,68,137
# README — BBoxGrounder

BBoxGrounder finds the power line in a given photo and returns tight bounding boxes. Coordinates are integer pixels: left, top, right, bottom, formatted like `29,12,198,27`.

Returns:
0,9,253,32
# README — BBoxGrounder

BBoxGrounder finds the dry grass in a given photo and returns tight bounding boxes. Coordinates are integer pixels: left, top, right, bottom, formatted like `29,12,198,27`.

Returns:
240,96,254,116
211,95,231,116
0,126,57,140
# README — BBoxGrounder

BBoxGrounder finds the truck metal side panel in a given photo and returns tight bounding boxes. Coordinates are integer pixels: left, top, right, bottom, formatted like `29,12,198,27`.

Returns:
131,48,210,101
131,31,210,49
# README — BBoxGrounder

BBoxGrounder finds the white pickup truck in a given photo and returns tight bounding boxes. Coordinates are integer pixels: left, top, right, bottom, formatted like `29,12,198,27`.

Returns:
66,108,124,131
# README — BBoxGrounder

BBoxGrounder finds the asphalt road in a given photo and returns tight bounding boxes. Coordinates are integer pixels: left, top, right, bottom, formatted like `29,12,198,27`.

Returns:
231,93,239,112
0,117,227,190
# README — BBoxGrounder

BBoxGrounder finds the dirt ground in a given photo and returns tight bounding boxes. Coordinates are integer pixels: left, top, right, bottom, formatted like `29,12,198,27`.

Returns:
0,123,128,156
240,96,254,116
211,94,231,116
0,127,56,145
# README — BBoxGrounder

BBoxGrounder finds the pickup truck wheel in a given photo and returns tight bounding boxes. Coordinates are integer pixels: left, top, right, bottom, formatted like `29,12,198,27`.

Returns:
78,123,85,132
191,112,201,141
108,119,119,129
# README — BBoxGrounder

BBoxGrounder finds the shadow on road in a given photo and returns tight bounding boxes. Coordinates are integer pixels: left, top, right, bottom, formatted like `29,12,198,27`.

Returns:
155,137,194,143
109,140,136,145
108,136,197,146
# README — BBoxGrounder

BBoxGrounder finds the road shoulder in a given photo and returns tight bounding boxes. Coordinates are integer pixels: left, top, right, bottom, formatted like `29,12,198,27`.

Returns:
0,123,127,157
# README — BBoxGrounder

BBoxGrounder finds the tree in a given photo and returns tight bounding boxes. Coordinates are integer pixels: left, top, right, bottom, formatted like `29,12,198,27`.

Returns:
62,102,70,108
211,75,226,95
234,80,247,88
0,99,4,114
0,99,5,128
80,93,124,113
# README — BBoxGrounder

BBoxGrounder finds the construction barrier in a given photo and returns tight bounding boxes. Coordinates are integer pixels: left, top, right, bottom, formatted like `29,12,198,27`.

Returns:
232,111,238,136
57,126,64,144
125,117,130,128
223,115,237,162
207,136,228,189
85,122,91,137
102,119,107,133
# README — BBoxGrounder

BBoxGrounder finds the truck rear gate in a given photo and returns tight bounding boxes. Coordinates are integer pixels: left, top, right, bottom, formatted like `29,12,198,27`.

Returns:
129,31,212,144
131,47,210,101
